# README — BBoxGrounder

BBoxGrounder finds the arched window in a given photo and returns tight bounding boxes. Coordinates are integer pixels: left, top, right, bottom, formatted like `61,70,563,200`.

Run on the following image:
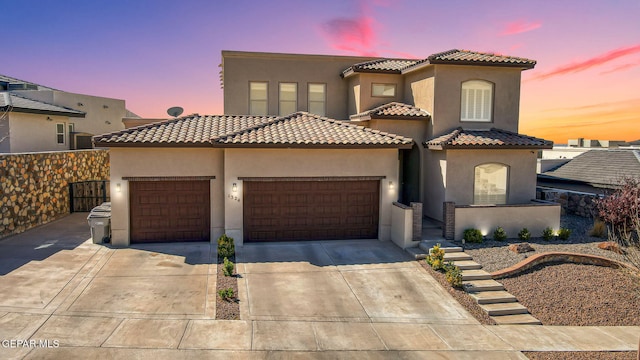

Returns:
474,163,508,205
461,80,493,122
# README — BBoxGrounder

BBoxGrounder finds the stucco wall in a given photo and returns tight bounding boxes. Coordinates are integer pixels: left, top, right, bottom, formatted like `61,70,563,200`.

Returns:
224,148,400,245
8,113,73,153
108,148,225,246
0,149,109,239
222,51,377,119
390,202,416,249
445,149,537,205
404,67,435,138
423,150,447,220
454,202,561,241
352,73,404,115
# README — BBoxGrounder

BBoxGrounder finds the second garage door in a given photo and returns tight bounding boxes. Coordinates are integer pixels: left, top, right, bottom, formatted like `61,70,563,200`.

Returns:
129,180,210,243
243,180,379,242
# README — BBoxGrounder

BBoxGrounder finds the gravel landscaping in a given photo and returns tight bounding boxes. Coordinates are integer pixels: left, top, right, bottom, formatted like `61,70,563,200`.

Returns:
215,259,240,320
523,351,637,360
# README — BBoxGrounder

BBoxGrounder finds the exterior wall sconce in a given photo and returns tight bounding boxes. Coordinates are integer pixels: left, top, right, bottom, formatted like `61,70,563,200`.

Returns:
388,181,394,190
232,183,238,193
116,183,121,193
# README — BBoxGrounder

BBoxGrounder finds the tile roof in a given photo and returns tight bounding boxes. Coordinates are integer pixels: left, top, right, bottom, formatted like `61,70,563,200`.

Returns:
0,93,85,117
342,49,536,76
542,150,640,188
0,74,57,91
425,127,552,150
350,102,431,121
94,112,414,149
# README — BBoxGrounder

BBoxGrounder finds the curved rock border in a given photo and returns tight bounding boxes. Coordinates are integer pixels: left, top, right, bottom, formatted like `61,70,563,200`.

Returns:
492,252,638,279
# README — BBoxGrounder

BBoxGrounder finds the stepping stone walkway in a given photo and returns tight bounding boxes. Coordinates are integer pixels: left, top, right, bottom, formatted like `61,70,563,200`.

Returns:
407,240,541,325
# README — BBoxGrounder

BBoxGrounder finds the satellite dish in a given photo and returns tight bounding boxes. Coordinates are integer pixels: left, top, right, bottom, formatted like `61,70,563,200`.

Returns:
167,106,184,117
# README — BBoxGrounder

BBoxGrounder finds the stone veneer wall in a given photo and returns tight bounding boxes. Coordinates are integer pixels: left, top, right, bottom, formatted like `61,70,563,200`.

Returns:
0,150,109,239
536,187,604,218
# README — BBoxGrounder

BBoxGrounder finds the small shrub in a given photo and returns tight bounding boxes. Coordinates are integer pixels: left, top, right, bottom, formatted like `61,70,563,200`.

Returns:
427,243,445,271
218,287,234,301
444,263,463,288
557,228,572,241
518,228,531,241
493,227,507,241
589,219,607,238
463,228,483,243
223,257,235,276
542,227,555,241
217,234,235,259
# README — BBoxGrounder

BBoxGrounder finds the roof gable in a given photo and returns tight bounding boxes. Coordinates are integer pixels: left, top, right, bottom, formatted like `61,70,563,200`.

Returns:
350,102,431,121
426,127,552,150
0,93,85,117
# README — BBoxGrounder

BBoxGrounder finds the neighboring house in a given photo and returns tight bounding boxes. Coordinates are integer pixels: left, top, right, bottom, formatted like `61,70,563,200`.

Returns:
0,74,129,153
539,149,640,193
95,49,560,246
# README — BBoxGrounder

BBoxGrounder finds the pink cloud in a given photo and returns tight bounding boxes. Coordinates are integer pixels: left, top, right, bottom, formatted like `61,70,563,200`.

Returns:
321,15,378,56
532,44,640,80
600,60,640,75
500,20,542,36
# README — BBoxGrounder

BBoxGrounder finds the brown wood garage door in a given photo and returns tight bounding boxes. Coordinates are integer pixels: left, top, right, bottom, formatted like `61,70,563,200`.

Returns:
243,180,379,242
129,181,210,243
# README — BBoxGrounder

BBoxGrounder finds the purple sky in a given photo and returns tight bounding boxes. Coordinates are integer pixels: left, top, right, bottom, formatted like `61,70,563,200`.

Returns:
4,0,640,142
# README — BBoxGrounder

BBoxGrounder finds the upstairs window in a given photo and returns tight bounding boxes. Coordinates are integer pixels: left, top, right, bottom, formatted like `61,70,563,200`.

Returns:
372,83,396,97
308,83,326,116
461,80,493,122
249,82,268,115
279,83,297,116
56,123,65,144
474,163,508,205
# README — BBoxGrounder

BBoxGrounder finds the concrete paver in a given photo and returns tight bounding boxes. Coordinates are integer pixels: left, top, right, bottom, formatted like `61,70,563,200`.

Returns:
429,324,514,351
179,320,252,350
252,321,317,351
0,313,49,341
371,323,451,351
237,242,335,273
30,315,122,347
96,246,210,277
103,318,189,348
313,322,386,351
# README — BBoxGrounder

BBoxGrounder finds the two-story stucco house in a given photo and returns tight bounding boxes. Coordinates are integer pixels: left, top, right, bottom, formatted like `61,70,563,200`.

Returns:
95,49,560,247
1,74,130,153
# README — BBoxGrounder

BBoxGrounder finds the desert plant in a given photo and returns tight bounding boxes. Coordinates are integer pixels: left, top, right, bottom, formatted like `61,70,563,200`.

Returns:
589,219,607,238
444,263,463,288
542,227,555,241
223,257,235,276
217,234,235,259
218,287,234,301
518,228,531,241
557,228,572,241
463,228,483,243
493,227,507,241
427,243,445,271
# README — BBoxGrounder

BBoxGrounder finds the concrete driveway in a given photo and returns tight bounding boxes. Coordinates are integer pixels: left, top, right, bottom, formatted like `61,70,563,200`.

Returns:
1,214,637,359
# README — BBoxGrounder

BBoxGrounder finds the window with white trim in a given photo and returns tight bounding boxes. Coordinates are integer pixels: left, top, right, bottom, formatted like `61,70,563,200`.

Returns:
461,80,493,122
249,82,268,115
56,123,65,144
308,83,326,116
474,163,508,205
279,82,297,116
372,83,396,97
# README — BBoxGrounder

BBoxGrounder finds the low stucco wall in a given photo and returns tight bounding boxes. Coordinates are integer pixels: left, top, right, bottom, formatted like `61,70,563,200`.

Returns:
453,201,561,241
0,149,109,239
390,202,415,249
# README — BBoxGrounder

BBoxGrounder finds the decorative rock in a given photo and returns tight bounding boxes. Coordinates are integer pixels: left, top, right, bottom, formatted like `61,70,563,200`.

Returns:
509,243,535,254
598,241,624,254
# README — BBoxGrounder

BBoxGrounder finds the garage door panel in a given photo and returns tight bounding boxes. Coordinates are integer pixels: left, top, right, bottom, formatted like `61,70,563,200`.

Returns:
130,180,210,243
244,180,379,242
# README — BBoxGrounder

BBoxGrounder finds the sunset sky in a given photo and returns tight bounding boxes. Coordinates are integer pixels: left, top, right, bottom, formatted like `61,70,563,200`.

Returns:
4,0,639,144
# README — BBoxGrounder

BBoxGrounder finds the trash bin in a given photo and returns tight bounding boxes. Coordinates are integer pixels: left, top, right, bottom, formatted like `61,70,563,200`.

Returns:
87,202,111,244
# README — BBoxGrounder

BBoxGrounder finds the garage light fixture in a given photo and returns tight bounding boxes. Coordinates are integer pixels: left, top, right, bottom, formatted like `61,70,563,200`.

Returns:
388,181,394,190
232,183,238,193
116,183,121,193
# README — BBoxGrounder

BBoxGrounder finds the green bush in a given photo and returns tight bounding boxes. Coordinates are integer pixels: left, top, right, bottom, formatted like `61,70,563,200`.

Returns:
217,234,235,259
223,257,235,277
218,287,234,301
427,243,445,271
444,263,463,288
463,228,483,243
493,227,507,241
558,228,572,241
542,227,555,241
518,228,531,241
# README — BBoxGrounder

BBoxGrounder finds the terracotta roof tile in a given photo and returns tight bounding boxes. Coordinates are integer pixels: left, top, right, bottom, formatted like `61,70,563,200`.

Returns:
350,102,430,120
425,128,552,149
94,112,414,148
543,150,640,188
0,93,85,117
